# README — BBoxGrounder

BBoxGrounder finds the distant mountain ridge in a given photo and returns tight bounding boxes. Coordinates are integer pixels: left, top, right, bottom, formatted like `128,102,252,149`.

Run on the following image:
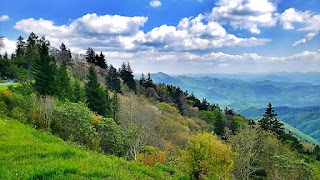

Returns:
151,72,320,110
181,72,320,85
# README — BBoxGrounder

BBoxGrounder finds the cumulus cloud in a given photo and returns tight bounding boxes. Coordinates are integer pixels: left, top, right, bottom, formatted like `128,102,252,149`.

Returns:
0,15,9,22
13,13,270,54
150,0,162,8
278,8,320,45
0,38,16,54
293,32,318,46
278,8,312,30
138,14,271,51
208,0,277,34
14,14,148,37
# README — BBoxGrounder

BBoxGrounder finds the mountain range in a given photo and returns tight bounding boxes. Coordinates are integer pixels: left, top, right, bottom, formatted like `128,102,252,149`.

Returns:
151,72,320,142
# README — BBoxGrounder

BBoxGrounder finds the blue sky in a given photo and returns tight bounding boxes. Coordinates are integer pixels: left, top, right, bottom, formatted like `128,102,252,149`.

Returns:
0,0,319,74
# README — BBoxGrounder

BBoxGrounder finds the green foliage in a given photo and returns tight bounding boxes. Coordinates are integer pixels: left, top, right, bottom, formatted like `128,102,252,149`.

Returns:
53,64,73,101
93,115,125,156
258,103,284,136
106,65,121,93
119,63,136,92
181,132,234,179
0,119,183,179
110,92,119,122
32,37,56,95
73,78,86,103
85,66,110,116
51,101,95,146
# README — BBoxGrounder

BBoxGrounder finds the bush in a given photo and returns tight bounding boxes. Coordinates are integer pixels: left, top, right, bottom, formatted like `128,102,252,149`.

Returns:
137,146,166,166
92,114,125,156
51,102,95,147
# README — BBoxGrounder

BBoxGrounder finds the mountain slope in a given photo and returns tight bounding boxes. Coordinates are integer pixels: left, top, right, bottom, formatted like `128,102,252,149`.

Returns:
0,119,181,179
240,106,320,142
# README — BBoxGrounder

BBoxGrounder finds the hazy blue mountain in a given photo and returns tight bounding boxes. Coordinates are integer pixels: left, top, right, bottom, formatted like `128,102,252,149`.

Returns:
151,72,320,110
240,106,320,142
183,72,320,85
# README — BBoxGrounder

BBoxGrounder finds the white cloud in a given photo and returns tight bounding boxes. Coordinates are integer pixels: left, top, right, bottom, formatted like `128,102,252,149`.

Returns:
14,13,270,54
278,8,312,30
293,32,318,46
14,14,148,37
208,0,277,34
139,14,271,51
150,0,162,8
0,38,16,55
0,15,9,22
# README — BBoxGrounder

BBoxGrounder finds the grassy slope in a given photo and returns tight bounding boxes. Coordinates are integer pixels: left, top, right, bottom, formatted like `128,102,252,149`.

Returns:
0,83,19,90
0,118,181,180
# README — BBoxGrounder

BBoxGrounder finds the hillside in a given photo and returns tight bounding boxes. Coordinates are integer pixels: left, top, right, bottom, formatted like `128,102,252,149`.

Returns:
0,118,182,179
240,106,320,142
152,72,320,110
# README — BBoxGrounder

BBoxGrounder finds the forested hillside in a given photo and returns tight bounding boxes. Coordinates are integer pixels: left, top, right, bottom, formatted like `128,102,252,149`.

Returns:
241,106,320,142
0,33,320,179
151,72,320,109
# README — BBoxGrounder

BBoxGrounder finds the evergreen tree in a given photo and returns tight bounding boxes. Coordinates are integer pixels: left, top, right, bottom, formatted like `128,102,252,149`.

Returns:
85,66,100,112
96,52,107,69
258,103,284,136
119,63,136,92
32,36,56,96
85,47,95,63
96,85,110,116
139,73,146,87
85,67,110,116
106,65,120,92
25,32,39,82
16,36,26,58
73,79,85,103
53,63,72,101
111,92,119,122
145,73,155,89
214,110,226,136
57,43,72,65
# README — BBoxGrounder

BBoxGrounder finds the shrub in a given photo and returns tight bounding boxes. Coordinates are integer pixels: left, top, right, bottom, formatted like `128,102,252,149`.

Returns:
51,102,95,146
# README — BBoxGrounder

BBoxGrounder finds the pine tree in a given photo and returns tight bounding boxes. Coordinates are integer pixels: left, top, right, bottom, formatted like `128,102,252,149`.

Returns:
73,79,85,103
53,63,72,101
25,32,39,82
258,103,284,136
139,73,146,87
85,66,100,112
110,92,119,122
85,47,95,63
85,67,110,116
119,63,136,92
214,110,226,136
145,73,155,89
16,36,25,58
57,43,72,65
32,36,56,96
106,65,120,92
96,52,107,69
96,85,110,116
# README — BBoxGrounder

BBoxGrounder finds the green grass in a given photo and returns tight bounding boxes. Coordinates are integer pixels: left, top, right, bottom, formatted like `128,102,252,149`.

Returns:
0,118,184,179
0,83,19,90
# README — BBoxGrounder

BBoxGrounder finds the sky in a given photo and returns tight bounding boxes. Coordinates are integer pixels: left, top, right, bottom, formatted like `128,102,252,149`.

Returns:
0,0,320,74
